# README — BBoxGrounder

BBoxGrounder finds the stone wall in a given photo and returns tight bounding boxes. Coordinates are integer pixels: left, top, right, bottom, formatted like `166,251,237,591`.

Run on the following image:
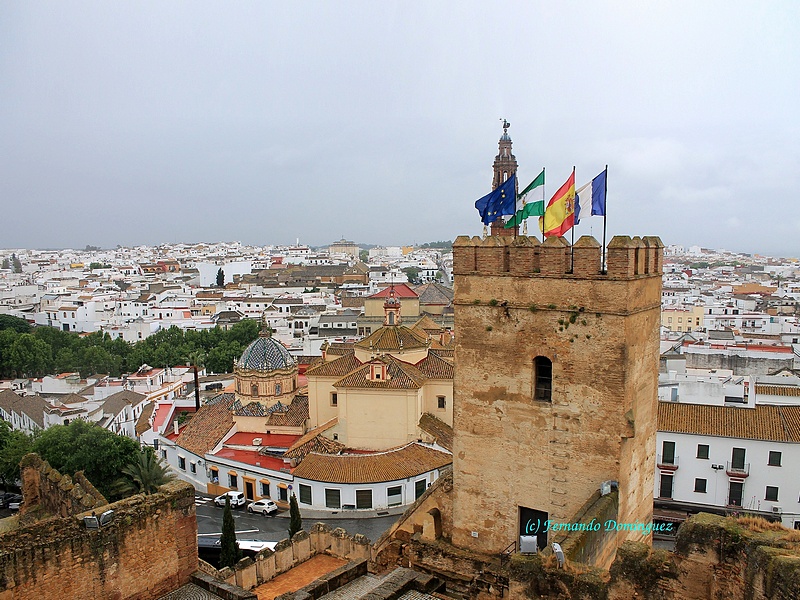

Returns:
17,453,107,525
390,513,800,599
550,490,620,569
685,351,796,375
209,523,371,592
0,474,197,600
450,234,662,555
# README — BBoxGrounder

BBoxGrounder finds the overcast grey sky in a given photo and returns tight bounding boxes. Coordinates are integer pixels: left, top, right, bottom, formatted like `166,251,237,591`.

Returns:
2,2,799,256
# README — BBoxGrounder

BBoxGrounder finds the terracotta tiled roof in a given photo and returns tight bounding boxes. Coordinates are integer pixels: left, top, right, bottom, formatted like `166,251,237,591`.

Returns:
410,315,444,334
60,392,91,404
16,395,48,429
326,342,355,356
413,282,454,305
0,391,48,429
175,394,235,455
414,353,454,380
418,413,454,451
102,390,146,417
0,389,23,413
135,401,155,436
334,355,428,390
266,394,309,427
755,385,800,397
658,402,800,443
306,352,362,378
283,418,345,458
354,325,428,352
369,284,418,299
430,348,454,359
292,442,452,484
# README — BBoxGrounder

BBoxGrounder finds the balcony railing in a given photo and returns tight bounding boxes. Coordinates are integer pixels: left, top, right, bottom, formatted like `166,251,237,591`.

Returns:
726,461,750,477
657,454,679,470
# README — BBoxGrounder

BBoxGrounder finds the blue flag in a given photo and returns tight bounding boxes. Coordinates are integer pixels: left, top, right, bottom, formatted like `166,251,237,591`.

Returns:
590,168,607,216
574,168,607,224
474,173,517,225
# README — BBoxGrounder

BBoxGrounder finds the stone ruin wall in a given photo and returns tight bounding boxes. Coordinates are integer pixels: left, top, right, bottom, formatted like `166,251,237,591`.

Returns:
0,456,197,600
17,454,107,525
207,522,371,593
378,510,800,599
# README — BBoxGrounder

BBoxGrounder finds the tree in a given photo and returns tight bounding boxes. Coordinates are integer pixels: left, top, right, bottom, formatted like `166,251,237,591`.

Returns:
1,258,9,270
0,314,31,333
11,253,21,273
206,340,243,374
0,422,33,489
8,333,52,377
216,268,225,287
33,420,142,500
79,345,116,376
402,266,421,285
219,496,240,568
359,249,369,263
114,448,176,496
288,493,302,538
227,319,259,347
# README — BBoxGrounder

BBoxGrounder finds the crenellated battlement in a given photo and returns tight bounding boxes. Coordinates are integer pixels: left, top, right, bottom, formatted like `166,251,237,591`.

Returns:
453,234,663,280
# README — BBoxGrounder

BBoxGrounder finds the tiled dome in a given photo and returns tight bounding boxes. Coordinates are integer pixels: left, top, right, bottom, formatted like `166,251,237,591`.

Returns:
237,332,297,372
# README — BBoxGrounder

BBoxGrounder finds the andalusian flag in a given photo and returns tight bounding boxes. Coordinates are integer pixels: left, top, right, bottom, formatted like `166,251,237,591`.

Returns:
505,169,545,229
542,169,576,238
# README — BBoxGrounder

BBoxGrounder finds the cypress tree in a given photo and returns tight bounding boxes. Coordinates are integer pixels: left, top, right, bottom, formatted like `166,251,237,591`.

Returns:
219,496,240,568
288,493,302,538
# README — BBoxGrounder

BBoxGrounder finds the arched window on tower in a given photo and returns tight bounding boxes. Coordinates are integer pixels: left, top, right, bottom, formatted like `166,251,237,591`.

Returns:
275,383,282,395
251,384,259,397
533,356,552,402
388,312,395,325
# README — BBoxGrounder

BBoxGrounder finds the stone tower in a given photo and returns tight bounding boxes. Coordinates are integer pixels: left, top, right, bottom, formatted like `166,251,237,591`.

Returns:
490,120,519,237
450,234,663,555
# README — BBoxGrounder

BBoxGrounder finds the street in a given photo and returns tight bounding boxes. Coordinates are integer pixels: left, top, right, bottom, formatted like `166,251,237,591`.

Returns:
195,495,400,545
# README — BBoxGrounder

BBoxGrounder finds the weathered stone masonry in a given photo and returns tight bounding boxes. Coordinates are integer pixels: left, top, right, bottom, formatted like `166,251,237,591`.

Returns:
450,234,663,559
0,456,197,600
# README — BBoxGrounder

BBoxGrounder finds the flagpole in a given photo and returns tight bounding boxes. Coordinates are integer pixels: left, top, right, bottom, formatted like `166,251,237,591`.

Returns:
602,165,608,273
539,167,545,239
570,166,575,273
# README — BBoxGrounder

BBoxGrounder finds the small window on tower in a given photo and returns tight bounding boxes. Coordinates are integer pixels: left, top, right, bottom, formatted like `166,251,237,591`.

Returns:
533,356,553,402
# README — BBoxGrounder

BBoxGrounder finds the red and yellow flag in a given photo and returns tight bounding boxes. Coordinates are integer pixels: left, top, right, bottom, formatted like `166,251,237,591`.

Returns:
542,170,576,238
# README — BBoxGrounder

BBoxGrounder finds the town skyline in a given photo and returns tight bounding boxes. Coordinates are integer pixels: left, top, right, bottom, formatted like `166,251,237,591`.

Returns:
2,3,799,256
2,238,798,262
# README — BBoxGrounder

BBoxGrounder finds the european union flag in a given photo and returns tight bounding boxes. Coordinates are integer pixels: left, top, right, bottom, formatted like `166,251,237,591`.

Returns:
475,173,517,225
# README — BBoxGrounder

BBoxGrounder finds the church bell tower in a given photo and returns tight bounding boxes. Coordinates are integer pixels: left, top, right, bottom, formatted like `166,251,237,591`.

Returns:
490,120,519,237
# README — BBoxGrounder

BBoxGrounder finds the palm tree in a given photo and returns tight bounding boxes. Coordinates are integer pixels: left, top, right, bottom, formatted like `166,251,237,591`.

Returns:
114,449,176,496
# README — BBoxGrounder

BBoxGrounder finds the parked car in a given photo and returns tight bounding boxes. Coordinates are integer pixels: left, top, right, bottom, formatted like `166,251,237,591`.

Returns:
1,493,22,509
214,491,246,508
247,499,278,516
8,497,23,511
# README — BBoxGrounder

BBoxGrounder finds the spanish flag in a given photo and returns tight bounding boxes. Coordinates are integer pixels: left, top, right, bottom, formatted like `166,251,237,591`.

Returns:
542,169,576,238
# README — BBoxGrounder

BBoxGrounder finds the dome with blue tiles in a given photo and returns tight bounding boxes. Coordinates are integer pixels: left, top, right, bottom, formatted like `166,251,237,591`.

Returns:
237,328,297,372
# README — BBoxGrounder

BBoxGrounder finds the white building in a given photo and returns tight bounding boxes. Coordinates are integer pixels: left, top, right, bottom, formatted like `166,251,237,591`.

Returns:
656,401,800,528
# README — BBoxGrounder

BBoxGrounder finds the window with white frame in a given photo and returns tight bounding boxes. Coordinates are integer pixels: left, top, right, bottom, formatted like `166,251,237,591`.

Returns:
299,484,312,505
355,489,372,509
